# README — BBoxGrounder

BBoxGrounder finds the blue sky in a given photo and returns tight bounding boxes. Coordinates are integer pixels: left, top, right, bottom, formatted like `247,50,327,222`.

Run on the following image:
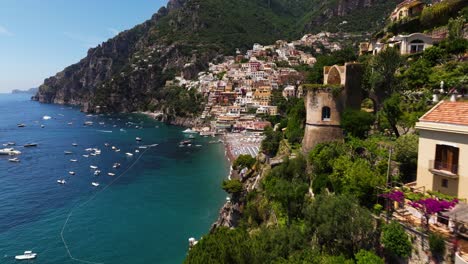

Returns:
0,0,166,92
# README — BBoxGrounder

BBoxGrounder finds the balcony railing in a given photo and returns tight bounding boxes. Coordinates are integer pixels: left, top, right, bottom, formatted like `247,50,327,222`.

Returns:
429,160,458,177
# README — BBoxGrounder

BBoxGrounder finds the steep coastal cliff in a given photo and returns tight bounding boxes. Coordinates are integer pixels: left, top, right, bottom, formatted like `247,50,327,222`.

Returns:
33,0,398,116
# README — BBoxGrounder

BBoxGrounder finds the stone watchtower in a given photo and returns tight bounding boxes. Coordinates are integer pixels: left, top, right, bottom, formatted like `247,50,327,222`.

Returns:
302,63,363,153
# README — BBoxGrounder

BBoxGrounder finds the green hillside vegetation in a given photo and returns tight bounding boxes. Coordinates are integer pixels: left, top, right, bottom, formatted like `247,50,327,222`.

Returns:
186,9,467,263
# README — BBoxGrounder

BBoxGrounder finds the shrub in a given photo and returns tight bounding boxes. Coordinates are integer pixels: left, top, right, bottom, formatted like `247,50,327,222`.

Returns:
233,154,256,170
221,179,243,194
429,233,446,260
373,204,383,215
355,250,384,264
381,221,412,258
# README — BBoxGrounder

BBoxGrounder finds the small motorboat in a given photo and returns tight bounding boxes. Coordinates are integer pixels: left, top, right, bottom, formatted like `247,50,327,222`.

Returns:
99,122,105,125
70,159,78,162
72,143,78,147
136,137,142,141
125,152,133,157
182,128,197,134
115,149,120,152
138,146,147,149
91,182,100,187
188,135,195,139
64,151,73,155
94,170,101,176
69,171,75,175
90,153,97,156
104,143,110,147
41,124,45,128
24,143,38,147
94,149,101,155
135,149,140,153
179,140,191,146
6,142,15,146
90,165,98,170
43,115,51,120
108,172,115,176
8,158,20,162
15,251,37,260
57,179,66,184
84,121,93,126
67,122,73,125
17,124,26,128
82,154,89,158
111,146,116,150
113,163,121,169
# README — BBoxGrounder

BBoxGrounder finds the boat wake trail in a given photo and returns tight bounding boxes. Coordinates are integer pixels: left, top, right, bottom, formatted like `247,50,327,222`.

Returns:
60,146,154,264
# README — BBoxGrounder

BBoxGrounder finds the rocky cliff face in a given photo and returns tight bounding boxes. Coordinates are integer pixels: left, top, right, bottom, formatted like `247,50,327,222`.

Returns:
34,0,398,115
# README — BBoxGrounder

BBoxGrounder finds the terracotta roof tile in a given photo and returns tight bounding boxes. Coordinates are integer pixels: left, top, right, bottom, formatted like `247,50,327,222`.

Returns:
420,101,468,126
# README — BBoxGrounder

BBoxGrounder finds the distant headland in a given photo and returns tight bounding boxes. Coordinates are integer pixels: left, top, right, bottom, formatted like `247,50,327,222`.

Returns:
11,88,38,94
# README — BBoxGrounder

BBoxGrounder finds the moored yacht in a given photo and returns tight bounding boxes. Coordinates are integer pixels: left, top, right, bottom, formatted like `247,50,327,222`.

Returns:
0,148,21,155
8,157,20,162
57,179,66,184
91,182,100,187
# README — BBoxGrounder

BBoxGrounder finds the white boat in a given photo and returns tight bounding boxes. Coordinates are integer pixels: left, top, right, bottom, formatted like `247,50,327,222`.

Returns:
90,153,97,156
182,128,197,134
84,121,93,126
6,142,15,146
67,122,73,125
136,137,142,141
94,170,101,176
24,143,38,147
90,165,98,170
94,149,101,155
91,182,100,187
15,251,37,260
57,179,66,184
138,146,147,149
72,143,78,146
189,135,195,139
41,124,45,128
9,158,20,162
135,149,140,153
115,149,120,152
113,163,121,169
125,152,133,157
43,115,52,120
69,171,75,175
64,151,73,155
17,123,26,128
70,159,78,162
111,146,116,150
0,148,21,155
108,172,115,176
104,143,110,147
82,154,89,158
99,122,105,125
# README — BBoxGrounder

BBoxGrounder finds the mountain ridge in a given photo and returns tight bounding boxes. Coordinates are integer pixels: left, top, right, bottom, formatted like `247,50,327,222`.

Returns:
33,0,399,115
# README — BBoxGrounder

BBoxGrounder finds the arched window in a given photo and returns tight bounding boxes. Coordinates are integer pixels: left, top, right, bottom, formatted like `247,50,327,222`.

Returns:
322,106,331,121
410,39,425,53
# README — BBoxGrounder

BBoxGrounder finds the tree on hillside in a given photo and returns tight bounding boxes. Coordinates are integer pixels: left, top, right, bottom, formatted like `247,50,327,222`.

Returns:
341,108,375,138
364,47,402,105
380,93,403,138
304,194,377,257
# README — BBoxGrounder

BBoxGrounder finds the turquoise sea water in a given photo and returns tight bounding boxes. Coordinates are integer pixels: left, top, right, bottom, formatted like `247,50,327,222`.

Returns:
0,93,229,263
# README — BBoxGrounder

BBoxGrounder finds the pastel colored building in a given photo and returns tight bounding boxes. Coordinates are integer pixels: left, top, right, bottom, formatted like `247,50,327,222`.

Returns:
415,101,468,200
